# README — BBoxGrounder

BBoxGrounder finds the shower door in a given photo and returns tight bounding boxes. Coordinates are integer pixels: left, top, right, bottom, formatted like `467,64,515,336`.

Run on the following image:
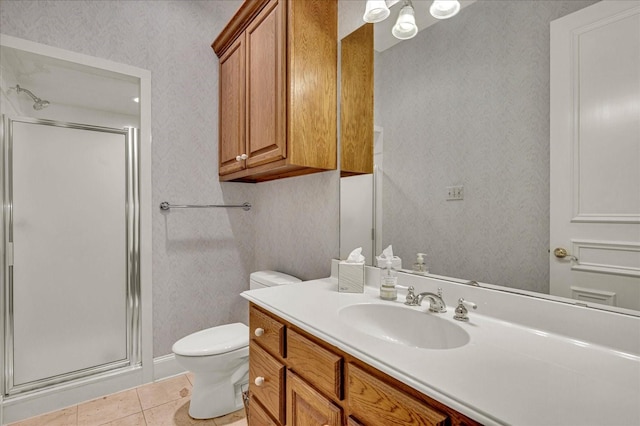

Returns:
2,117,140,395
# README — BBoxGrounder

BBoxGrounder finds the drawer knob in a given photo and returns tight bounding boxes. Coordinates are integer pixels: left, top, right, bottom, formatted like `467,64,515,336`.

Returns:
236,153,248,161
254,327,264,337
254,376,265,386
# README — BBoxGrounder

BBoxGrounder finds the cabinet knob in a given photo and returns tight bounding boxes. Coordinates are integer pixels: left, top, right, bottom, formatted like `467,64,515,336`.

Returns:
254,376,265,386
236,153,248,161
254,327,264,337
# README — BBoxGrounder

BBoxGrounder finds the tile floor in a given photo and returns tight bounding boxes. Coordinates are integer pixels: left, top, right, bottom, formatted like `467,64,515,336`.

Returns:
8,374,248,426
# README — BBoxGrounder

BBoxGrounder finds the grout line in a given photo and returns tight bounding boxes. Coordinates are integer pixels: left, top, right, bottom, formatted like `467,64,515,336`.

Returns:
134,386,144,412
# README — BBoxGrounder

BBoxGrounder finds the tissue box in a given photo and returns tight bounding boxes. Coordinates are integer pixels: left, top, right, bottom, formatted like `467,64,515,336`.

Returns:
376,256,402,270
338,261,364,293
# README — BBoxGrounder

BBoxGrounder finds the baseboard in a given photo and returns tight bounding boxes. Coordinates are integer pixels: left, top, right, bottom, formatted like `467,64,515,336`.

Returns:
1,356,185,425
153,353,186,381
2,366,143,425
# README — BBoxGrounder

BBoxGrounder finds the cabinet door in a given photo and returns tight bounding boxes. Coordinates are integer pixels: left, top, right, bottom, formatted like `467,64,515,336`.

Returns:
287,370,342,426
219,35,246,176
245,0,286,168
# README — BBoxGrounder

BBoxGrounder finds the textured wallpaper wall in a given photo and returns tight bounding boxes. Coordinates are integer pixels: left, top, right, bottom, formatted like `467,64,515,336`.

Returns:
0,0,339,357
254,171,339,281
376,0,596,293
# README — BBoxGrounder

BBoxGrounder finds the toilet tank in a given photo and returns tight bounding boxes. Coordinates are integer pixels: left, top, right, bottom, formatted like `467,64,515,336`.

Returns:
250,270,301,290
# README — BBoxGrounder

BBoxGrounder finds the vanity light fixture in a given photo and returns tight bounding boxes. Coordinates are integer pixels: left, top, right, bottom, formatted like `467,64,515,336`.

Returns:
363,0,391,23
392,1,419,40
364,0,462,40
430,0,461,19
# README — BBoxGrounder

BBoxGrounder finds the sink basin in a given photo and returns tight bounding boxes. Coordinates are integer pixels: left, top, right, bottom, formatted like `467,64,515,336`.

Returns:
338,303,470,350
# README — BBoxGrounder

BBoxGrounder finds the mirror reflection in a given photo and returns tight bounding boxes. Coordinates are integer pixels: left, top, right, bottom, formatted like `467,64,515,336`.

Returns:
341,0,640,312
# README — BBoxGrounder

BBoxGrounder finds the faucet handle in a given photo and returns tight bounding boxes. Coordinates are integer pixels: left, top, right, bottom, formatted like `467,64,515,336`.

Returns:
454,298,477,321
404,286,418,306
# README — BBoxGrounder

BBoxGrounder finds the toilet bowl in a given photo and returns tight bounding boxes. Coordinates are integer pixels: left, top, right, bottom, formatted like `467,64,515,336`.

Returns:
172,271,301,419
172,323,249,419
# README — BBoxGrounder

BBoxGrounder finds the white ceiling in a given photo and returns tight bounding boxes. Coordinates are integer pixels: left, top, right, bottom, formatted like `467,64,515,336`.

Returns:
1,45,139,116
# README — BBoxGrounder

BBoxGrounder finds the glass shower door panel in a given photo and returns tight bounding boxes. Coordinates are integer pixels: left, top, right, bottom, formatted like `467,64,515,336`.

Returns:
11,122,128,386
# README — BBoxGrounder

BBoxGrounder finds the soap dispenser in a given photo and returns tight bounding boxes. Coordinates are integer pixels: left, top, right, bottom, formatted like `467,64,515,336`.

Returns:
380,259,398,301
412,253,428,275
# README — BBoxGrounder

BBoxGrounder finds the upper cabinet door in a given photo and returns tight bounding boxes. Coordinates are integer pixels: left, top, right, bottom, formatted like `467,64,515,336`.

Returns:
218,35,246,176
245,0,287,169
212,0,337,182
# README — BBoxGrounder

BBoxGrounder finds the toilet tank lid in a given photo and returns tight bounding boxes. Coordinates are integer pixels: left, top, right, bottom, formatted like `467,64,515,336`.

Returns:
172,323,249,357
250,270,301,287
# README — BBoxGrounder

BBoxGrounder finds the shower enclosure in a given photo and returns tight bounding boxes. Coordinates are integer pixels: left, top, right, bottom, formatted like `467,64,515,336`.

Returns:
2,116,141,396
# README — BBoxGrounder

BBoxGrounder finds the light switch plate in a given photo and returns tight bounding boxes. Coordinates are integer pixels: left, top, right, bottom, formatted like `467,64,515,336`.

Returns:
447,185,464,201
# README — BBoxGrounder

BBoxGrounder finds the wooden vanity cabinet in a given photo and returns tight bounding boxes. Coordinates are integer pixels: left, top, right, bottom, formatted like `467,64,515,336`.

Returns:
212,0,337,183
248,303,481,426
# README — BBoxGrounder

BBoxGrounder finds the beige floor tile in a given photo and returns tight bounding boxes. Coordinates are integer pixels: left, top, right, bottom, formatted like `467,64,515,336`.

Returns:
9,406,77,426
142,397,217,426
136,375,192,410
77,389,141,426
213,409,247,426
101,412,146,426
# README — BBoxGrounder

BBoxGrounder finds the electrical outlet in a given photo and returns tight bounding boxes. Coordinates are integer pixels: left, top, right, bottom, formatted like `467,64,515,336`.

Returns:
446,185,464,201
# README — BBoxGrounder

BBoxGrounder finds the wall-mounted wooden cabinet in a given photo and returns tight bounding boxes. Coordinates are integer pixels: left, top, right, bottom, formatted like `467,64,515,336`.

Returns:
248,303,481,426
212,0,337,183
340,23,374,177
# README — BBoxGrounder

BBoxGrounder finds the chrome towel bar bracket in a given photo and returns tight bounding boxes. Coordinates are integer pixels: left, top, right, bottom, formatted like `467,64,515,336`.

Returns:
160,201,251,211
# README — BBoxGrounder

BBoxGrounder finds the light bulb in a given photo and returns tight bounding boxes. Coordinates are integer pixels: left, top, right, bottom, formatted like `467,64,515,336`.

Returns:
392,4,418,40
430,0,461,19
363,0,390,23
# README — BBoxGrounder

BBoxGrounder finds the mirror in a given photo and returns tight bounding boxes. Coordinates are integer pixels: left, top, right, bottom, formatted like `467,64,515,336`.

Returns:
340,0,640,313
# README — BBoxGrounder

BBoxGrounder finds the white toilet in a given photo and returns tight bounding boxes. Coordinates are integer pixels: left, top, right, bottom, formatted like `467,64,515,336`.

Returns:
172,270,301,419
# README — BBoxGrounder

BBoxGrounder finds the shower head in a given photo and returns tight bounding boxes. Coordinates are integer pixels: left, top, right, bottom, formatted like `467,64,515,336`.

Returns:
15,84,50,110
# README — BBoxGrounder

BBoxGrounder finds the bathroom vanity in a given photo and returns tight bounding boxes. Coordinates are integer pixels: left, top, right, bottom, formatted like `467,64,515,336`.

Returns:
241,265,640,425
247,303,477,426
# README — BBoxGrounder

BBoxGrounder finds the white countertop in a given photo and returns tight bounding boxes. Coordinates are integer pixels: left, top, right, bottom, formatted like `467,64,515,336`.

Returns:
241,277,640,426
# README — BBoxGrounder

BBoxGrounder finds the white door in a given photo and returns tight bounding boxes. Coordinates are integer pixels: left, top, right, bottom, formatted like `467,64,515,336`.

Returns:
550,1,640,311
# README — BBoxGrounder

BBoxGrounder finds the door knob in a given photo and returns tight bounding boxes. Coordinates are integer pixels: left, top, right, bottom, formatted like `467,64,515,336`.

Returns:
254,376,265,386
235,153,248,161
254,327,264,337
553,247,578,262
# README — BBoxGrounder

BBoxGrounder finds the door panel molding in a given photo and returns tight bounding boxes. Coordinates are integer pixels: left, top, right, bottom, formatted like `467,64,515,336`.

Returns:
572,240,640,278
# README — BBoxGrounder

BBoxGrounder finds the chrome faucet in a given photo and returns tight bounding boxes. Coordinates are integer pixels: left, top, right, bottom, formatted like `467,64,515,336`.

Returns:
415,289,447,313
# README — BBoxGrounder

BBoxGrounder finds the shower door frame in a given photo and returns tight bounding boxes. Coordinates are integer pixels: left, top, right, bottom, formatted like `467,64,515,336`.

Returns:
1,116,142,396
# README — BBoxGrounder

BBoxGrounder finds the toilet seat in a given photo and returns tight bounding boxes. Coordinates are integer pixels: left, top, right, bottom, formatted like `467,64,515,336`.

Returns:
172,323,248,356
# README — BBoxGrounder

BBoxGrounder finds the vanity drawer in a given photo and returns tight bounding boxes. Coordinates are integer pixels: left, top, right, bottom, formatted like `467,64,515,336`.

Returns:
250,304,285,358
347,363,447,426
249,342,285,425
286,328,343,401
249,397,279,426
